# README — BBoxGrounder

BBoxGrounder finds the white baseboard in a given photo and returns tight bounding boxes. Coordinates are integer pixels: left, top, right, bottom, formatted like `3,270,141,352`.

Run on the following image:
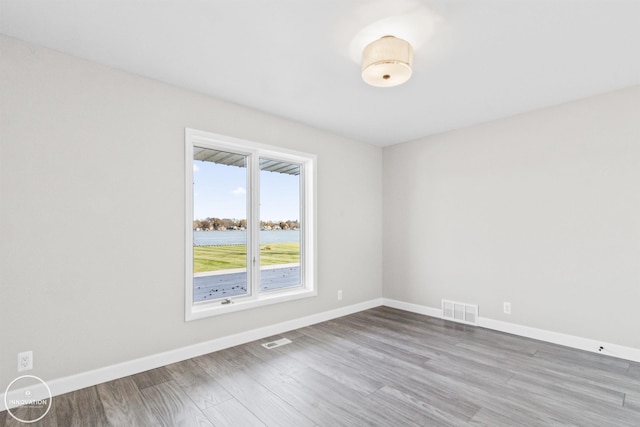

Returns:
382,298,441,318
1,298,383,411
477,317,640,363
382,298,640,363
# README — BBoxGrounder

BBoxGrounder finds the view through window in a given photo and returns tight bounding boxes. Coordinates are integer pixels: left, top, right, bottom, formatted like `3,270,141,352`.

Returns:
259,158,301,292
193,147,250,301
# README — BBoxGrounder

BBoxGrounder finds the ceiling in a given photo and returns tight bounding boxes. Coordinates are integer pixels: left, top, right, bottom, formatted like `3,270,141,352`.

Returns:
1,0,639,147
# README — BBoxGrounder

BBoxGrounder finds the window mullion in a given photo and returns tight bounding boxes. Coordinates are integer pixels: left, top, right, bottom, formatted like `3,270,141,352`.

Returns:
249,152,261,298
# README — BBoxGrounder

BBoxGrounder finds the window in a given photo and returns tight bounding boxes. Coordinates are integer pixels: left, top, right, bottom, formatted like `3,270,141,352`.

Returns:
185,129,316,320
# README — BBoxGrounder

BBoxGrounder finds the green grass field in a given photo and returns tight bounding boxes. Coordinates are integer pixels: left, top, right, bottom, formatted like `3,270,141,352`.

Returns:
193,243,300,273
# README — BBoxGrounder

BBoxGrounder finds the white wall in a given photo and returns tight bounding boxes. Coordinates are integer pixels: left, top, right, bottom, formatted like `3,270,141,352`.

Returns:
0,35,382,389
383,86,640,349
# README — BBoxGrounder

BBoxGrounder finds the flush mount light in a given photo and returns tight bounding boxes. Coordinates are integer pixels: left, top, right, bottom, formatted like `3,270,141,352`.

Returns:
361,35,413,88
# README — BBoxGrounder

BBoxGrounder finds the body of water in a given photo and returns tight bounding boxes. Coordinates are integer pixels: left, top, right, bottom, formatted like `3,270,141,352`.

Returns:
194,230,299,246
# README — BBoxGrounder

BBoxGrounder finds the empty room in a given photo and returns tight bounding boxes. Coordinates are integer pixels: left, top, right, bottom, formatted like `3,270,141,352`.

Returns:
1,0,639,425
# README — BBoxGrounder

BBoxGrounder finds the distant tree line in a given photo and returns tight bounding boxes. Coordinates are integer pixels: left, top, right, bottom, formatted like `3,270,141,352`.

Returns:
194,218,299,231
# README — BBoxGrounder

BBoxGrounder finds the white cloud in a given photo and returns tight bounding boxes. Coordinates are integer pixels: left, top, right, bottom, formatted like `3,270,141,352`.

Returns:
232,187,246,195
193,164,200,172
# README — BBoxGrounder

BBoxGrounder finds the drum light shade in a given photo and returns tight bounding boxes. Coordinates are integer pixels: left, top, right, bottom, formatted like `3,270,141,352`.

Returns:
361,36,413,88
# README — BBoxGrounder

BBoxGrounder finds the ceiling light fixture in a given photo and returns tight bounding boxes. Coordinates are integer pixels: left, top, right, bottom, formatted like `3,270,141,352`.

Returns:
361,35,413,88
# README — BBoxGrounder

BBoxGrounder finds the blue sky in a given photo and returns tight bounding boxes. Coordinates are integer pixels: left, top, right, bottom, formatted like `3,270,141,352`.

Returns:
193,160,300,221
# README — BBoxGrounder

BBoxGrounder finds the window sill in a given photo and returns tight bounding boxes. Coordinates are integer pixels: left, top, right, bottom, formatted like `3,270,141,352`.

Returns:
186,288,317,321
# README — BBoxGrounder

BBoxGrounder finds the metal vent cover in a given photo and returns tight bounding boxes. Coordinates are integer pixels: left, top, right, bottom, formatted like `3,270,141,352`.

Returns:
442,299,478,326
261,338,292,349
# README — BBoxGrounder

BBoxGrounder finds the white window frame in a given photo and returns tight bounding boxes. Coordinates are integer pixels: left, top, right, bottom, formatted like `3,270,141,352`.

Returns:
185,128,317,321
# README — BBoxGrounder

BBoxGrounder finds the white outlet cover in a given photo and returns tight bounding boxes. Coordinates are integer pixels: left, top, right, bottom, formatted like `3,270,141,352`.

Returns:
18,351,33,371
503,302,512,314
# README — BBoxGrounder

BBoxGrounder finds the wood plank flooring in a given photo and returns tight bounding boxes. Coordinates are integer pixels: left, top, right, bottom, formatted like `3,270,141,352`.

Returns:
2,307,639,426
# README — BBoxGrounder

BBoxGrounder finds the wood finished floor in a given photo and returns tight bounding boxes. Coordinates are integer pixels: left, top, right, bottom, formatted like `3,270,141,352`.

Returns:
2,307,640,426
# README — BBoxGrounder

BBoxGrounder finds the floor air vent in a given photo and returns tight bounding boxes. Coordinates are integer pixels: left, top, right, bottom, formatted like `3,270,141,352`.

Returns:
442,299,478,326
261,338,292,349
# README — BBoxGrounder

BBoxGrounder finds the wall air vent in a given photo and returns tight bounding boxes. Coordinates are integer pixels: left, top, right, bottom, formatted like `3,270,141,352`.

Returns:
261,338,292,349
442,299,478,326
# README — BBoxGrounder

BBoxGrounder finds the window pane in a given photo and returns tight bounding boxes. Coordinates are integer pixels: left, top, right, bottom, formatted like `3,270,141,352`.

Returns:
259,158,301,292
192,147,249,302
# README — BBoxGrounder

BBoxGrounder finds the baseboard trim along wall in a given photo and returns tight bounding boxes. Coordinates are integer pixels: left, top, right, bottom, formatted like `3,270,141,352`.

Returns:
0,298,383,411
382,298,640,363
4,297,639,411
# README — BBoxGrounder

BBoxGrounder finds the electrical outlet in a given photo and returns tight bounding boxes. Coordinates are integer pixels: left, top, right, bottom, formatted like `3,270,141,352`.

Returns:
337,290,343,301
18,351,33,372
503,302,511,315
